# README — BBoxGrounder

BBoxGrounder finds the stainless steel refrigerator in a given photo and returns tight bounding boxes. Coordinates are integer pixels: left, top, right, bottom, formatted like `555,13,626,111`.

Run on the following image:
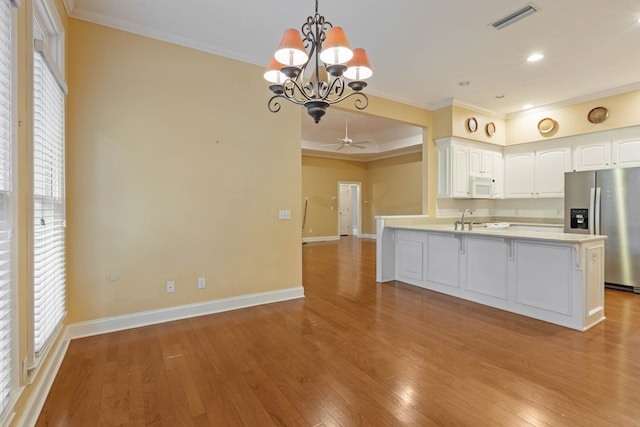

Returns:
565,167,640,293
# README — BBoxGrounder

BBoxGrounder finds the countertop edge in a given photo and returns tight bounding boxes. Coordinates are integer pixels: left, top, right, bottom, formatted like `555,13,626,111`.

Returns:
386,224,607,244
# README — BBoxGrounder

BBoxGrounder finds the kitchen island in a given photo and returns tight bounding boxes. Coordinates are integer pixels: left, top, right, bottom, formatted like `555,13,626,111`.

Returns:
376,218,607,331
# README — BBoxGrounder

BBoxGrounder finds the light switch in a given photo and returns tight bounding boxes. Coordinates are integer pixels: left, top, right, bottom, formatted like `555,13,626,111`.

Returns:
278,209,291,220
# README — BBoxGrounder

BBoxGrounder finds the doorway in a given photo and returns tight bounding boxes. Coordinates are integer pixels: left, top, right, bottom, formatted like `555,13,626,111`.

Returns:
338,182,362,236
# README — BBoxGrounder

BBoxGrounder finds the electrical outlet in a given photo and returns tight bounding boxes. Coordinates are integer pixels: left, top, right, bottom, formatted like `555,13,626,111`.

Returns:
198,277,206,289
166,281,175,293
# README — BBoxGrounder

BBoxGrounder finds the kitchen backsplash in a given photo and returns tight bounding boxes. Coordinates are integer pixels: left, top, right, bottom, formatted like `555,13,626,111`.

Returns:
437,197,564,222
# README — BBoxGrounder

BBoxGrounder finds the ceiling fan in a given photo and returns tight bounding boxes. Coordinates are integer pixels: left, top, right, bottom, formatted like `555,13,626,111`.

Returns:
322,118,370,150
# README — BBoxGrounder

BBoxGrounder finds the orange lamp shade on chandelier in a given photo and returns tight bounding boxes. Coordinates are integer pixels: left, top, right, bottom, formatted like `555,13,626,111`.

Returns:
264,0,373,124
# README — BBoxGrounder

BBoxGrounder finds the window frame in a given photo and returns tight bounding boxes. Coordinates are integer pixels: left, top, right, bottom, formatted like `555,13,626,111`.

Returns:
0,0,21,424
26,0,66,380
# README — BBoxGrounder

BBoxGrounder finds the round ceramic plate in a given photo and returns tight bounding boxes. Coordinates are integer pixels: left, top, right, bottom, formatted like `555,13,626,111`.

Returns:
538,117,556,134
486,122,496,137
588,106,609,124
467,117,477,132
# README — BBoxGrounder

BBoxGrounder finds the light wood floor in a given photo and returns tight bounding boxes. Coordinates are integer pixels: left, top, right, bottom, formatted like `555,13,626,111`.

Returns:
37,237,640,426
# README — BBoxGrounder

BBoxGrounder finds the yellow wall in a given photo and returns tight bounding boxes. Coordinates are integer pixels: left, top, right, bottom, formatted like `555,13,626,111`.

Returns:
65,19,302,322
364,152,423,229
301,157,367,237
302,152,422,237
507,90,640,145
336,98,433,215
452,105,506,146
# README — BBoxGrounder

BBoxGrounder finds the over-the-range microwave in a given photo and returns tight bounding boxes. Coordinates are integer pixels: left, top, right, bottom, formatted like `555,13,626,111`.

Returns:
470,176,494,198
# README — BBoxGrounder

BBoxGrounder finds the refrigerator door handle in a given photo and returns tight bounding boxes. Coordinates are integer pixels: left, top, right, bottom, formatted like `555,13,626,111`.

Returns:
595,187,601,235
589,187,595,235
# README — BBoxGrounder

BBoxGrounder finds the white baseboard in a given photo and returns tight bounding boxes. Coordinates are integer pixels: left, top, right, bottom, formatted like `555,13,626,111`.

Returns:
19,286,304,426
67,286,305,339
302,234,375,242
302,235,340,243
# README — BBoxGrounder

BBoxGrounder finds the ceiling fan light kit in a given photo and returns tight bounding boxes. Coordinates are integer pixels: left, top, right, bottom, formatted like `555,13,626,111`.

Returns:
264,0,373,124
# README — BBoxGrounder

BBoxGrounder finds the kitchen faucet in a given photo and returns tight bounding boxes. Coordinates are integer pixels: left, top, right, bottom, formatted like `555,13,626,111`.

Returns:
454,208,473,230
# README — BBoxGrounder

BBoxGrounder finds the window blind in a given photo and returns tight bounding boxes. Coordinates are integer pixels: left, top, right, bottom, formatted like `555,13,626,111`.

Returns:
33,48,65,355
0,0,14,418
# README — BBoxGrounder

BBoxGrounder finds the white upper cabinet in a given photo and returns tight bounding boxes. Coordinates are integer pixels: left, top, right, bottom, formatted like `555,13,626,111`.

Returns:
572,129,640,171
573,141,611,170
492,152,504,199
436,138,503,199
612,138,640,168
437,127,640,200
535,148,572,197
504,147,571,198
469,148,495,177
436,138,470,199
504,152,535,198
452,145,470,198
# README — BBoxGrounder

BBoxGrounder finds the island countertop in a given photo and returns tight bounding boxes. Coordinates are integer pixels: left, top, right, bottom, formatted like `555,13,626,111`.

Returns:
376,218,607,331
386,223,607,244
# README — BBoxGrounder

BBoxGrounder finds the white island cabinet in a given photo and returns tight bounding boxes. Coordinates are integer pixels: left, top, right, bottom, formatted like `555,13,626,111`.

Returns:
376,222,606,331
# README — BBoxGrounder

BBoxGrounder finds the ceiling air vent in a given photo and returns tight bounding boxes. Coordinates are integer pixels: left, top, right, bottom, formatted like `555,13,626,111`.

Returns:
491,4,538,30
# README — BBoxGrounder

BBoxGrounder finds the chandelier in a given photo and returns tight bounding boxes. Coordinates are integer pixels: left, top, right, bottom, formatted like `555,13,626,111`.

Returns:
264,0,373,124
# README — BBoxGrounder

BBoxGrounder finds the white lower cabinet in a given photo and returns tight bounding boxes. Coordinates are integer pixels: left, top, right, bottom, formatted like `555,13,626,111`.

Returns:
512,242,572,315
396,234,424,282
465,237,508,299
426,233,460,288
381,227,606,331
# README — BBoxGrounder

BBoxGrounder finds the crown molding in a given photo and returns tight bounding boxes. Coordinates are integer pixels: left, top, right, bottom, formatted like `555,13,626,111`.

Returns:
61,0,75,15
430,98,505,119
506,82,640,120
67,7,260,65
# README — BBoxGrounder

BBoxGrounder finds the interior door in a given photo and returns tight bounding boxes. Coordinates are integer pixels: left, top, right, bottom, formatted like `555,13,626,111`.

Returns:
339,184,352,235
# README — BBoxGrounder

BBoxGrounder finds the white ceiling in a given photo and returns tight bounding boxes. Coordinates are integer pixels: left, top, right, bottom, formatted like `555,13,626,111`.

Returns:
64,0,640,157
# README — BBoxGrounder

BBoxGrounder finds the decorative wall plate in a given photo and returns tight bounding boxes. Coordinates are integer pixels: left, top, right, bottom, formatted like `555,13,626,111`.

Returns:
588,106,609,124
467,117,478,132
537,117,556,134
485,122,496,137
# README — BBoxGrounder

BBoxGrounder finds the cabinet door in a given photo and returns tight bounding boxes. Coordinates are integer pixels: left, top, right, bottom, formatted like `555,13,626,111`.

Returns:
436,143,451,197
469,149,494,177
492,152,504,198
504,152,535,198
612,139,640,168
535,147,571,198
573,142,611,171
452,146,470,198
482,150,495,177
469,148,483,177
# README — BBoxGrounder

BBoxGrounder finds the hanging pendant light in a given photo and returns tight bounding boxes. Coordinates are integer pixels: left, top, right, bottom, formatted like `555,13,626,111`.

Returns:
264,0,373,124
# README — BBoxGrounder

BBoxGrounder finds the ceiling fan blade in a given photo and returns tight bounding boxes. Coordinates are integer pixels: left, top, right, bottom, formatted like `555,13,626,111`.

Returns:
353,140,371,144
350,144,367,149
321,143,342,146
336,145,345,151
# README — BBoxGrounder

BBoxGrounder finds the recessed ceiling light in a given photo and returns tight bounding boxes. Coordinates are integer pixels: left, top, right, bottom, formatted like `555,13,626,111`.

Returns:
523,104,534,109
458,80,471,86
527,53,544,62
